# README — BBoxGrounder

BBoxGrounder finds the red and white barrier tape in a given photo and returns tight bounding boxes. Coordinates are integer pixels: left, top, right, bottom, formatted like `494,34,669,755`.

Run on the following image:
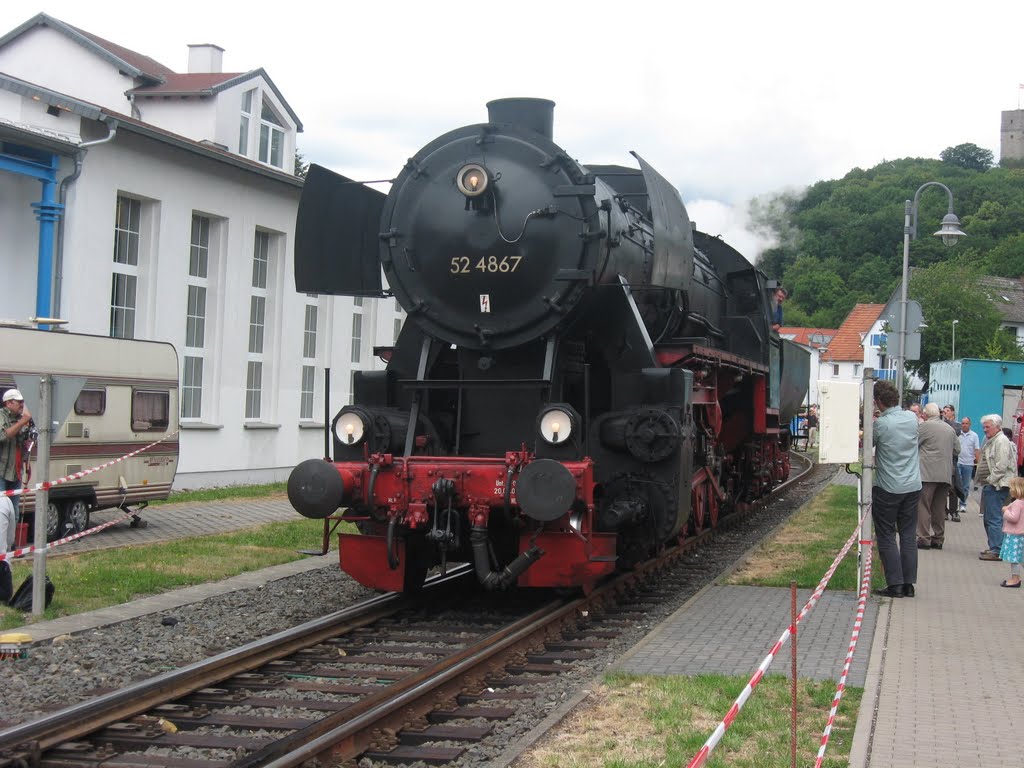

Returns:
2,431,178,498
0,431,179,562
0,509,138,562
813,543,872,768
685,507,870,768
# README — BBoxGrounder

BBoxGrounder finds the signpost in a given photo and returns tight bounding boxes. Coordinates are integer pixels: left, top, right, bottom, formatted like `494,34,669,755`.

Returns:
13,373,85,615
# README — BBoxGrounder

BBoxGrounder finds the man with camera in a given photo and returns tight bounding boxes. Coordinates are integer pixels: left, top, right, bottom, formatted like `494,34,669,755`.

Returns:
0,389,33,512
0,389,30,605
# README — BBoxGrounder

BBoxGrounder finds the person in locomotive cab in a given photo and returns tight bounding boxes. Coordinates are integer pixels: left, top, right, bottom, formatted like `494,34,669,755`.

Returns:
871,380,922,598
771,287,787,331
0,389,32,516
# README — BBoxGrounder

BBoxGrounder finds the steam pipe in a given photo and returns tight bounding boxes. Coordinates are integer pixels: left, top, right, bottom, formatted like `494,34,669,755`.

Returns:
470,525,543,590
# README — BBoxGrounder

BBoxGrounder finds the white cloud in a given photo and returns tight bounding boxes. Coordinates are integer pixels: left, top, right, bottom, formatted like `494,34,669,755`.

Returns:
17,0,1024,243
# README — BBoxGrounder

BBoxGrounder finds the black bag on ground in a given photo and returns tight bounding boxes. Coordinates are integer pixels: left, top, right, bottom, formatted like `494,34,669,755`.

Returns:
8,574,55,611
0,561,12,605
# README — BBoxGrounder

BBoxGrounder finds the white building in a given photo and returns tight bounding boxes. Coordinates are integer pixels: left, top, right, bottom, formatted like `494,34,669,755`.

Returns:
0,13,400,488
817,302,928,393
978,274,1024,344
818,304,887,385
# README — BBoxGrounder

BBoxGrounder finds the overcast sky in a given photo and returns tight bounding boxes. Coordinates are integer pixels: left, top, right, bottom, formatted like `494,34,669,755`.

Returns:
16,0,1024,258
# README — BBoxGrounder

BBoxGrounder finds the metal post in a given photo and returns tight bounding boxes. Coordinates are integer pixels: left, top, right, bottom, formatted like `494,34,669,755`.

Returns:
790,579,797,768
952,319,958,360
31,374,52,616
897,202,911,407
895,182,966,406
859,370,876,590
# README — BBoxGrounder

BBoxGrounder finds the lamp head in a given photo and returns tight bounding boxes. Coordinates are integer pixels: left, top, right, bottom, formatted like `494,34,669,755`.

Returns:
934,213,967,247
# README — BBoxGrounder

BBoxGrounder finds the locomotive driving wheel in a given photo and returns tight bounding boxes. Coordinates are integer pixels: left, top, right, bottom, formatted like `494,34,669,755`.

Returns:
690,479,721,534
691,484,707,532
707,488,720,528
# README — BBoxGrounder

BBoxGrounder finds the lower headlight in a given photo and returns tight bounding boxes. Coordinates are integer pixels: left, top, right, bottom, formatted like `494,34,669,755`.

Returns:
539,405,575,445
335,409,367,445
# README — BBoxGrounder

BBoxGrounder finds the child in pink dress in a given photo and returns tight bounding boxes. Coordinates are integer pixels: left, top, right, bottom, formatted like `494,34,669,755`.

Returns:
999,477,1024,587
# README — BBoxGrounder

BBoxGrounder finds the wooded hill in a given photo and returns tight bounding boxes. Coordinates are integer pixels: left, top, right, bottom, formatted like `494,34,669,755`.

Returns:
750,144,1024,375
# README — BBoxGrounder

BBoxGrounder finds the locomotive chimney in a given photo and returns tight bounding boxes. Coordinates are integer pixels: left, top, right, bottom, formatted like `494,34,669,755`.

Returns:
486,98,555,140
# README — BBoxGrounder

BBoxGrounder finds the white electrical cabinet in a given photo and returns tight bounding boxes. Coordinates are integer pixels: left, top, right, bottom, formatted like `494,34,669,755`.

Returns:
818,381,862,464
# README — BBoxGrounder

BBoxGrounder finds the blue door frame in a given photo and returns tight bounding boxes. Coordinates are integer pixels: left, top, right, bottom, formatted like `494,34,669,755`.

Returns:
0,143,64,323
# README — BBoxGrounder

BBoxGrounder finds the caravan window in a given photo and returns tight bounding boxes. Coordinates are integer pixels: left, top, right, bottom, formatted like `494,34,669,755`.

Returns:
74,389,106,416
132,389,170,432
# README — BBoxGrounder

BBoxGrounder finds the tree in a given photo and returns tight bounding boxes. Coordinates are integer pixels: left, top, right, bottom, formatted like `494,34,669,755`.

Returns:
983,328,1024,362
939,143,994,172
294,149,309,179
907,261,1003,381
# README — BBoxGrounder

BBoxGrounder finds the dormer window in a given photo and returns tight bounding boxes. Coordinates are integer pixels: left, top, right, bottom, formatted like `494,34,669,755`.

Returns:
239,88,255,155
259,97,284,168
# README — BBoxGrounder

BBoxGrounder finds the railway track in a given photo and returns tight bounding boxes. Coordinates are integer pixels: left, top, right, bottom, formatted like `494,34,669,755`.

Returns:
0,454,816,768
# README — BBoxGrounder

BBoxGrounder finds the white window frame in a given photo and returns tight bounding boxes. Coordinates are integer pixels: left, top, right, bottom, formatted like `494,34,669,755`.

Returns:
182,213,215,420
111,195,141,339
246,360,263,420
246,230,272,420
239,88,255,156
244,228,280,423
258,96,285,168
300,301,318,420
351,301,363,364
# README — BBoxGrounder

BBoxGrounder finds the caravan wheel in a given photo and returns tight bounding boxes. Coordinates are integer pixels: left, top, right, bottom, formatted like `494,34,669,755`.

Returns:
65,499,90,534
44,501,63,542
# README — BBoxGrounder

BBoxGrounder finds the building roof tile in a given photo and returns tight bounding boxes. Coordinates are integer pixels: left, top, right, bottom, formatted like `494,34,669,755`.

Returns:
128,72,246,96
978,275,1024,324
777,327,838,348
823,304,885,362
70,24,175,81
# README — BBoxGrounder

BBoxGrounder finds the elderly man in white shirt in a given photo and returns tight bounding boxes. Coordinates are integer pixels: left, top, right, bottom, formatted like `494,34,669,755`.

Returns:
977,414,1017,560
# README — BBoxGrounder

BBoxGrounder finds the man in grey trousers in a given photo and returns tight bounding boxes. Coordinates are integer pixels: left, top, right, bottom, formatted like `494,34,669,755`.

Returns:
916,403,959,549
871,381,922,598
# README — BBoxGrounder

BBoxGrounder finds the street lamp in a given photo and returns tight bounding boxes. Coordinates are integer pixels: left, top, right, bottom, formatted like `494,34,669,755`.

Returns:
896,182,967,405
952,318,959,360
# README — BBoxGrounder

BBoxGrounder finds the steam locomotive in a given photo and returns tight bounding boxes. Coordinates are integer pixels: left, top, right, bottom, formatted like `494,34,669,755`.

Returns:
288,98,810,592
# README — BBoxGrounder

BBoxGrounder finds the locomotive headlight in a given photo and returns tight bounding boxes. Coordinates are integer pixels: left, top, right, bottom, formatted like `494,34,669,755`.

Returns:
538,405,578,445
335,410,366,445
456,163,489,198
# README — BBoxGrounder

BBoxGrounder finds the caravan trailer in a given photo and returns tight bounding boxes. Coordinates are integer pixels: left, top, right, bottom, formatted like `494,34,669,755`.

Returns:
0,326,179,540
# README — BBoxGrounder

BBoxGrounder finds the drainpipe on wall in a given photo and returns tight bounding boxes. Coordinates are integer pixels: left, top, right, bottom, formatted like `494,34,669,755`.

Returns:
53,117,118,320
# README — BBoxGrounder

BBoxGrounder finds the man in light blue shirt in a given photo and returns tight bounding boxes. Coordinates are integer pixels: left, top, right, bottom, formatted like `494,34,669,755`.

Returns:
956,417,980,516
871,381,922,598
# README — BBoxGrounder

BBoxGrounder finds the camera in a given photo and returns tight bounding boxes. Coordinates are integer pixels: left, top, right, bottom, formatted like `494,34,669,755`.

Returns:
22,418,38,443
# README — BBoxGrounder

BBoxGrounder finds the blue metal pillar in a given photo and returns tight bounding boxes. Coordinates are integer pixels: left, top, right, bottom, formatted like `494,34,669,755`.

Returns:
31,154,64,327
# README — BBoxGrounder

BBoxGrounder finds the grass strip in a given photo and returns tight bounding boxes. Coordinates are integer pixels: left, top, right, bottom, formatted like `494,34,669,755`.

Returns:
151,482,288,505
725,483,882,591
0,519,339,630
517,672,860,768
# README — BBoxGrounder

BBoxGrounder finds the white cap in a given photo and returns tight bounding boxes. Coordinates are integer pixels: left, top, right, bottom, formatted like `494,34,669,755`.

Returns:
2,389,23,402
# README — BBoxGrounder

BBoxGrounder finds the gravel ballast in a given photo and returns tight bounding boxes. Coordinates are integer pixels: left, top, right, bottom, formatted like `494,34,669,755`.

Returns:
2,462,838,768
